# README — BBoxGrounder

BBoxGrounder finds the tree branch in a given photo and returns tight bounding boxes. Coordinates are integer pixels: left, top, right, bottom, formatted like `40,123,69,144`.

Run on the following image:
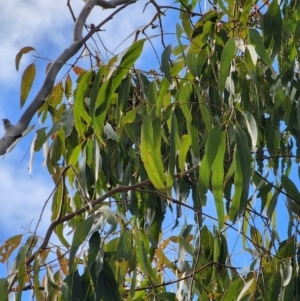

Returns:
0,0,136,155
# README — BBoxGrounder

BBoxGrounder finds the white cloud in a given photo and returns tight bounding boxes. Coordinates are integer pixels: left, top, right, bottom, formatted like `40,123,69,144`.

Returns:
0,0,174,85
0,160,53,236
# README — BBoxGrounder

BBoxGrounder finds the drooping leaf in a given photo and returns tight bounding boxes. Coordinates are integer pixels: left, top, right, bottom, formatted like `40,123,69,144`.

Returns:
0,278,8,301
248,28,273,67
69,215,94,271
161,44,173,84
64,74,73,99
179,134,191,172
74,71,92,137
62,108,74,137
20,63,36,108
140,116,168,191
15,46,36,71
229,127,251,220
211,130,226,229
219,39,236,93
112,39,145,92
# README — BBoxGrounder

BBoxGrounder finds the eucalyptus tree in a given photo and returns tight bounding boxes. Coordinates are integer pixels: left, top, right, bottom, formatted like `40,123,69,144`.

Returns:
1,0,300,300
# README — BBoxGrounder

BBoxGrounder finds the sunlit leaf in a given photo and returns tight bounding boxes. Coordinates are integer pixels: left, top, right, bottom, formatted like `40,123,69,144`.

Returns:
20,63,36,108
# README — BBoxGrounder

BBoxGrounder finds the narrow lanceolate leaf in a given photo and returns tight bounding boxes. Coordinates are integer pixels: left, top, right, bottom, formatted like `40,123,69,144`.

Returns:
248,29,273,67
179,134,191,172
281,175,300,199
33,255,44,301
263,0,282,57
211,131,226,229
199,153,211,206
69,215,94,271
219,39,236,93
238,109,258,149
15,46,36,71
20,63,36,108
168,111,178,186
229,127,251,220
147,81,158,119
141,116,168,191
206,125,223,165
161,44,173,84
64,74,72,99
62,108,74,137
200,102,213,132
74,71,92,137
86,231,101,272
112,39,144,92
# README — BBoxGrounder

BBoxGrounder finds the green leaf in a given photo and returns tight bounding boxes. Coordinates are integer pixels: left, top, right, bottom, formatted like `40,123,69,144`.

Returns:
94,79,112,136
198,96,212,131
199,153,211,205
250,225,262,248
116,231,133,262
219,39,236,93
69,216,94,270
112,39,145,91
147,81,157,119
156,292,176,300
33,255,44,301
179,134,191,172
281,174,300,199
211,130,226,229
263,0,282,57
248,28,273,67
238,109,258,149
86,231,101,272
178,83,192,121
206,125,223,165
74,71,92,137
0,279,8,301
64,74,72,99
46,81,64,107
62,108,74,137
20,63,36,108
168,110,178,185
63,270,83,301
229,127,251,220
140,116,168,191
161,44,173,84
34,128,47,151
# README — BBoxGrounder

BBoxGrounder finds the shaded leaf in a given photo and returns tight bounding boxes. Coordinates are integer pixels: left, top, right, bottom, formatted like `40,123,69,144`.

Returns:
220,39,236,93
162,44,173,84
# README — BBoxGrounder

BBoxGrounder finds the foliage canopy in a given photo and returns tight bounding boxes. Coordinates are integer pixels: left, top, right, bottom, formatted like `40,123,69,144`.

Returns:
1,0,300,300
